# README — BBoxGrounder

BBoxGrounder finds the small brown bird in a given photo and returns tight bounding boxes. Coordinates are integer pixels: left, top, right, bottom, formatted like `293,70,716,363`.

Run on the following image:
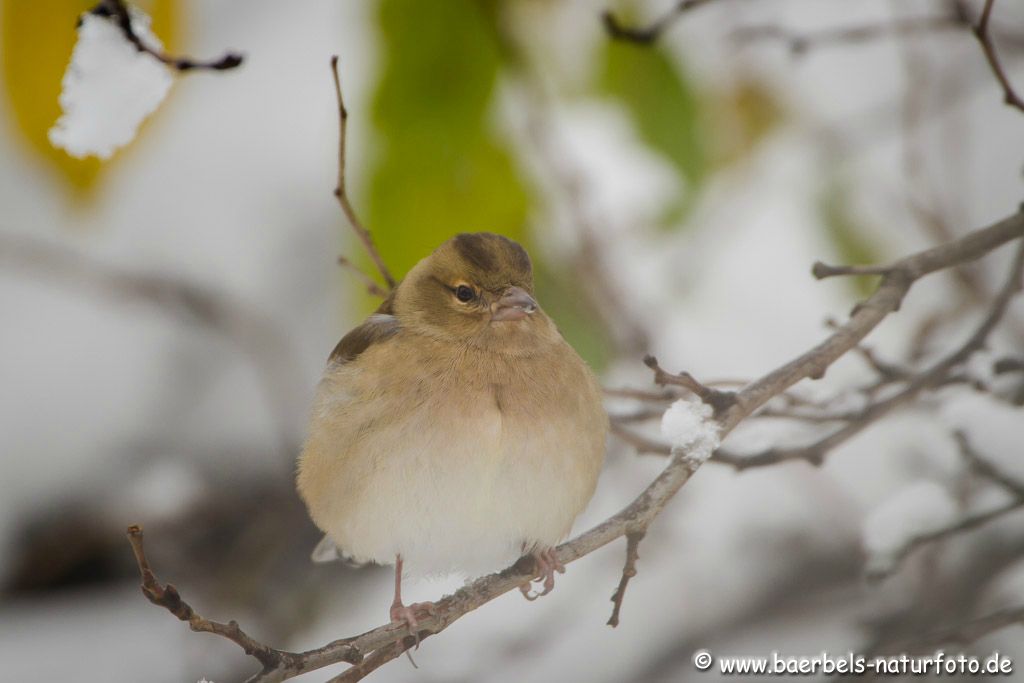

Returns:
297,232,607,631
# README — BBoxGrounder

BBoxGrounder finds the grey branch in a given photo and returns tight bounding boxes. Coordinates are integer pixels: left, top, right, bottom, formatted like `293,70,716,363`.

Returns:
129,210,1024,682
330,57,396,294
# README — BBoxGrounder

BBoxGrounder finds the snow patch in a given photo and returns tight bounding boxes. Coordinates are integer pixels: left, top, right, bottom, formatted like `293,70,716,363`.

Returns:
660,397,721,465
862,481,958,577
49,9,173,159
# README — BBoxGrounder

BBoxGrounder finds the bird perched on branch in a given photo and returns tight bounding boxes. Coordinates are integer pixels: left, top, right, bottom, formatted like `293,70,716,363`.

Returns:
297,232,607,634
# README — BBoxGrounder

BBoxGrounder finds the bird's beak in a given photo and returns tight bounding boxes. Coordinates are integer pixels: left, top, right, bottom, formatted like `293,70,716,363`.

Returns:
490,286,538,322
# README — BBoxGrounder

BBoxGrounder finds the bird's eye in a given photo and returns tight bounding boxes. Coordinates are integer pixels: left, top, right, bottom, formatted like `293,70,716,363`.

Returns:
454,285,475,303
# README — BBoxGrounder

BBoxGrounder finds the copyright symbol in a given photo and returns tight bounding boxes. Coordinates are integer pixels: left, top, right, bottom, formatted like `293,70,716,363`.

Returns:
693,649,713,671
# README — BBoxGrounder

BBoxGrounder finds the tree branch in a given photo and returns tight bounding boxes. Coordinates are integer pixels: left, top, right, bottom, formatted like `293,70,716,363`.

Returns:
616,215,1024,472
607,530,645,627
867,499,1024,583
131,210,1024,680
730,14,967,57
601,0,716,45
126,525,314,674
909,604,1024,648
330,57,396,292
970,0,1024,114
94,0,243,72
643,355,737,416
955,430,1024,499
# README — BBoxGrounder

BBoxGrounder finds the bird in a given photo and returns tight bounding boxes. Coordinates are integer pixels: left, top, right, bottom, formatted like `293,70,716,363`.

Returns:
296,232,607,635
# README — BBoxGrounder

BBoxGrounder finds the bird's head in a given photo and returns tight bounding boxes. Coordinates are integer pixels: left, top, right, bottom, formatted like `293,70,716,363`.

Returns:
393,233,556,352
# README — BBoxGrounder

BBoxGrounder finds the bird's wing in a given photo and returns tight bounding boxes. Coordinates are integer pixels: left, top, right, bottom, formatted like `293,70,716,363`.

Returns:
310,534,341,563
327,312,400,365
326,289,399,364
310,534,370,567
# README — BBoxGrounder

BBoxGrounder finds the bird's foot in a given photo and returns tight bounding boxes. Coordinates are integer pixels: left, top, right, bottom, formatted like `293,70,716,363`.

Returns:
389,601,436,649
518,547,566,601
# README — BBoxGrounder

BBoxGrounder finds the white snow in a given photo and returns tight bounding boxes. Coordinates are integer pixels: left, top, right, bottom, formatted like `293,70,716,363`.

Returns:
660,397,721,465
862,481,959,576
48,9,173,160
941,392,1024,486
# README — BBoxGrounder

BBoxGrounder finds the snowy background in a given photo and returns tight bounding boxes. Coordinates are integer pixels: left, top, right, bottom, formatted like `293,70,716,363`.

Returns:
2,1,1024,681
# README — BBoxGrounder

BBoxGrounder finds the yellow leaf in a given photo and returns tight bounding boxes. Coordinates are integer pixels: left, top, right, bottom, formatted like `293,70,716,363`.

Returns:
1,0,178,198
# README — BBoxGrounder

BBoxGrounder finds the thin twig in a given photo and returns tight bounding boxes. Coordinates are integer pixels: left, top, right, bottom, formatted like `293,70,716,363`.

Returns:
326,643,402,683
608,406,667,424
643,355,737,415
971,0,1024,113
955,430,1024,498
603,386,679,402
95,0,243,71
330,56,396,291
337,256,389,299
125,525,323,674
733,239,1024,470
607,530,645,627
868,498,1024,582
812,261,891,279
907,604,1024,648
993,357,1024,374
730,15,966,57
601,0,716,45
823,319,911,381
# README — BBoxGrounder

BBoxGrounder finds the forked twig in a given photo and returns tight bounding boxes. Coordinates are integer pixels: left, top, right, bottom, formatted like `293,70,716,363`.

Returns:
330,56,396,293
643,355,737,415
125,525,325,674
971,0,1024,113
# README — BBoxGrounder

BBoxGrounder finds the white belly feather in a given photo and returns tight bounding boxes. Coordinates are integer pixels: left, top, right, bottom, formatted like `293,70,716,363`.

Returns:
299,352,604,577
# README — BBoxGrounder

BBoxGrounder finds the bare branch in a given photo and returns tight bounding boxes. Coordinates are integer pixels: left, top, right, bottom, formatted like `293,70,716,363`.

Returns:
910,605,1024,648
601,0,715,45
603,386,679,402
337,256,389,299
643,355,737,415
330,57,397,291
812,261,891,279
94,0,243,72
126,525,316,674
730,15,966,56
732,238,1024,470
993,357,1024,374
325,643,402,683
867,498,1024,583
724,211,1024,433
955,430,1024,498
607,530,645,627
971,0,1024,114
133,211,1024,681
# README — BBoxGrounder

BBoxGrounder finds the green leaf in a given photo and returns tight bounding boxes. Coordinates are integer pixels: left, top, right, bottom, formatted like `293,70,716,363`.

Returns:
362,0,615,369
597,38,706,225
366,0,528,283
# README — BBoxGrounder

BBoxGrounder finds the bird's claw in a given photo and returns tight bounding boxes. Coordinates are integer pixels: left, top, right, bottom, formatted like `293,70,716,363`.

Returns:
389,601,436,650
518,547,565,601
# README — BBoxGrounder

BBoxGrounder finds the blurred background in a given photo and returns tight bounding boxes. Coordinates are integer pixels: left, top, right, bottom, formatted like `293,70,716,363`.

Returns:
2,0,1024,681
